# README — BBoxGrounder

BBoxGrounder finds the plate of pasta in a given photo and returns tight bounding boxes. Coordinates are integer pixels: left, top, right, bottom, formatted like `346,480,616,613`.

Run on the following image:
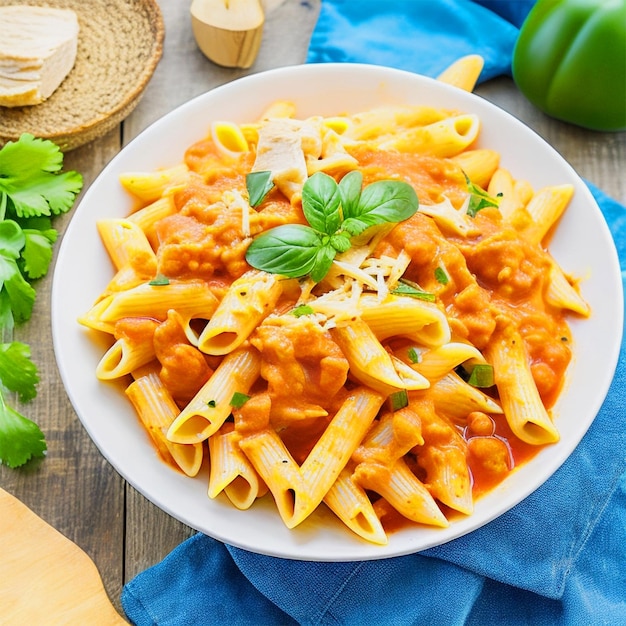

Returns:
51,62,623,560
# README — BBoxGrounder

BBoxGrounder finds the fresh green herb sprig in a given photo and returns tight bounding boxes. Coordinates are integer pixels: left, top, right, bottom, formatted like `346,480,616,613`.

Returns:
245,170,418,283
0,133,83,468
464,173,500,217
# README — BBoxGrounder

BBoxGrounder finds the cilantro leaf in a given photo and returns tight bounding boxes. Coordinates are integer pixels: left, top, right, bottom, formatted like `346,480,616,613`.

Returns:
0,391,46,468
0,342,39,402
0,133,83,219
21,228,57,279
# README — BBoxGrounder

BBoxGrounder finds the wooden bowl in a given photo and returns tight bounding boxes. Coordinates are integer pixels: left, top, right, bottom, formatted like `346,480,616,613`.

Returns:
0,0,164,151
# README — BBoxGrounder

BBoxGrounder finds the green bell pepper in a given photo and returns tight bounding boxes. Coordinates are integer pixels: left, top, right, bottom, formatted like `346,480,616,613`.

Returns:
512,0,626,131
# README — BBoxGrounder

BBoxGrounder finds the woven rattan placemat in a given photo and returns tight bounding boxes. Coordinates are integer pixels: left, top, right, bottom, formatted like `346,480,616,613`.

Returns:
0,0,164,151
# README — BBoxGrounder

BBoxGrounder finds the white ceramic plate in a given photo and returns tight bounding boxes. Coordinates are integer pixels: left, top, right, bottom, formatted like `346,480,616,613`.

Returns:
51,64,623,560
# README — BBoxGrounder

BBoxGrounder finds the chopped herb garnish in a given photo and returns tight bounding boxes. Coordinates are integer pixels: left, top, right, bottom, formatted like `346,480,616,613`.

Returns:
245,171,418,283
434,267,449,285
149,274,170,286
467,363,495,388
207,399,217,408
387,389,409,412
229,391,251,409
391,279,436,302
407,347,420,364
246,171,275,207
291,304,315,317
464,173,499,217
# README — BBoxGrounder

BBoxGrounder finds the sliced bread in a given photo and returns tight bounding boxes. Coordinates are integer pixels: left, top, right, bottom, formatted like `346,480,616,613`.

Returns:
0,6,79,107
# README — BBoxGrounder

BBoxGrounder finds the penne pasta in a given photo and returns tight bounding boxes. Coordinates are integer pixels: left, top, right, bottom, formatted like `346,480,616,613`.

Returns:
126,371,203,477
239,387,384,528
167,346,262,444
208,425,267,509
485,326,560,445
323,467,388,545
198,270,283,355
436,54,485,92
379,114,480,157
83,91,590,544
331,319,430,394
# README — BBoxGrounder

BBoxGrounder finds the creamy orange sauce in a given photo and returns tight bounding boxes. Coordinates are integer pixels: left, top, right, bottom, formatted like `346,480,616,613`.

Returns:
123,129,579,529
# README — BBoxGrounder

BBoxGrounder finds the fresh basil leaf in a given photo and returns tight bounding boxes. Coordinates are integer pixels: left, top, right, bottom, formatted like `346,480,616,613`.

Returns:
330,232,351,253
342,180,418,236
357,180,418,224
301,172,342,235
246,171,274,207
338,170,363,219
245,224,322,277
309,242,337,283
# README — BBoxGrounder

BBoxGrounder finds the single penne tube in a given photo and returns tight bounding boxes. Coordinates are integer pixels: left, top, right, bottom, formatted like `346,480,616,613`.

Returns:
167,346,262,444
488,168,534,219
522,184,574,244
208,426,267,509
545,262,591,317
97,219,157,272
379,114,480,157
125,371,203,477
485,326,560,445
343,105,448,142
119,163,192,202
210,121,250,159
258,99,297,120
359,294,451,347
436,54,484,92
411,342,486,381
451,149,500,190
430,372,503,421
95,337,156,380
331,319,429,394
417,442,474,515
357,409,424,464
126,195,177,249
197,270,283,355
96,280,220,324
323,468,388,546
353,459,449,527
78,295,116,334
240,386,384,529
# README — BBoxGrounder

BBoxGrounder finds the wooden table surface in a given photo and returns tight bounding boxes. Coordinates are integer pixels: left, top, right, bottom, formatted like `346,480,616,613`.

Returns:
1,0,625,619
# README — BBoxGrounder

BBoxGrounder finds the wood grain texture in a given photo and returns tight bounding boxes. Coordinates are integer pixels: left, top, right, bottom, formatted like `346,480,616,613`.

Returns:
1,0,623,620
0,488,127,623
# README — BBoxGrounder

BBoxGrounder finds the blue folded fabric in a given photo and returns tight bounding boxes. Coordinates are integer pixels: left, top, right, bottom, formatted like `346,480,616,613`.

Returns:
305,0,533,82
122,2,626,624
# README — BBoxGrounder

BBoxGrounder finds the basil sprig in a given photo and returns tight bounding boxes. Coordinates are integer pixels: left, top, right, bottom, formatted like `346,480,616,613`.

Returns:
245,171,418,283
464,173,500,217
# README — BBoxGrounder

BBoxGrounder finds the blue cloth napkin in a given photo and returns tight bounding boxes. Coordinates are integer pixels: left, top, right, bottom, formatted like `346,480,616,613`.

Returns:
122,2,626,624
